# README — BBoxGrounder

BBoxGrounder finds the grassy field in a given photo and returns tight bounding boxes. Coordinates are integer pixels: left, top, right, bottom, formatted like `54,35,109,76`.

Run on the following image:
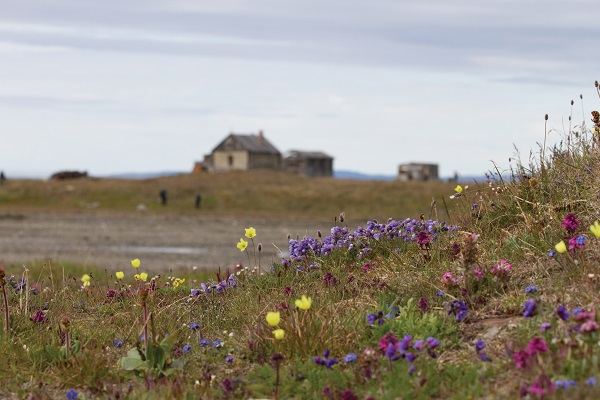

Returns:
0,171,460,223
1,89,600,399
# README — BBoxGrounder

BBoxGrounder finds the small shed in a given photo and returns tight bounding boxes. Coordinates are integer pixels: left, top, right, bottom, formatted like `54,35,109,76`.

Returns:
208,131,282,172
397,163,439,181
284,150,334,177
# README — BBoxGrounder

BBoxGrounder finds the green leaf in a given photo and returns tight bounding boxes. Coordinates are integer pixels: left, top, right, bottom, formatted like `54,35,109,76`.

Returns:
119,356,146,371
71,340,81,355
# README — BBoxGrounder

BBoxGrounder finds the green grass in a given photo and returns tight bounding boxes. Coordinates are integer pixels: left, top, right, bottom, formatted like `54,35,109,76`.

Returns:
2,88,600,398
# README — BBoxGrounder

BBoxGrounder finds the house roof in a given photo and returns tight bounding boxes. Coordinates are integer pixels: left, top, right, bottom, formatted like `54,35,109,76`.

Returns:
284,150,333,160
212,133,281,154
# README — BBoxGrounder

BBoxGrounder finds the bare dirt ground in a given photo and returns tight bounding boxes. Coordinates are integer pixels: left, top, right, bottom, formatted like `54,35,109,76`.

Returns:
0,211,331,274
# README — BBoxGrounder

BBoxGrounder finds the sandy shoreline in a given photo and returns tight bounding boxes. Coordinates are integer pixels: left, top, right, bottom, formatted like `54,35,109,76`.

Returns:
0,211,330,274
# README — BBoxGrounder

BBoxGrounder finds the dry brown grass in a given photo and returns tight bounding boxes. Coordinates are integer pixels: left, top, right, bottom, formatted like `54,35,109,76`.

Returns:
0,171,460,223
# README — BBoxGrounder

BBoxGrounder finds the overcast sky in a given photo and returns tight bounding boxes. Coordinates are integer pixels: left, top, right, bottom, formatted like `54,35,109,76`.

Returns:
1,0,599,178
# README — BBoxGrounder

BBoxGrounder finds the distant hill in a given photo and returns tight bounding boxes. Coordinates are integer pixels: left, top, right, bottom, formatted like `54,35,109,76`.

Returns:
334,170,395,181
103,171,187,179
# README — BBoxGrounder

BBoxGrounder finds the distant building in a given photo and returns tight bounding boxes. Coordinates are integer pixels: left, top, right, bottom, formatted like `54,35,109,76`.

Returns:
284,150,334,177
397,163,439,181
200,131,282,172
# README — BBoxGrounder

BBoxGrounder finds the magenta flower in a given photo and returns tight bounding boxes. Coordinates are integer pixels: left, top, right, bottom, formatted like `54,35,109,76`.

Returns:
490,258,512,276
526,337,548,355
562,213,580,234
513,349,531,369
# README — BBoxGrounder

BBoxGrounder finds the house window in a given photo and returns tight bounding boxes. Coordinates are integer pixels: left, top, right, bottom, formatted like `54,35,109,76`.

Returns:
228,155,234,166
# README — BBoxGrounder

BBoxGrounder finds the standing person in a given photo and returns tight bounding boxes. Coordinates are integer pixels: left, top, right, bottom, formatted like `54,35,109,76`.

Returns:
159,189,167,206
0,171,5,185
195,193,202,209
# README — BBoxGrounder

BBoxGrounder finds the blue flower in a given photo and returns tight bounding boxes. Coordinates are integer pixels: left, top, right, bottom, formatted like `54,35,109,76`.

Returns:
66,389,78,399
199,338,210,347
225,355,234,362
556,305,570,321
478,352,492,362
587,377,597,386
183,344,192,353
189,322,201,331
426,337,440,349
435,290,445,296
212,339,224,348
576,235,586,246
573,307,583,316
366,311,385,326
547,249,556,257
523,298,537,318
343,353,357,363
525,285,538,293
113,339,124,348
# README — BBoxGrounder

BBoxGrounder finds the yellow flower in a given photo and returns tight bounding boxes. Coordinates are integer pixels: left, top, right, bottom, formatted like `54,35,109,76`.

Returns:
454,185,463,193
139,272,148,282
272,329,285,340
237,238,248,251
134,274,140,280
82,281,90,287
555,241,567,253
266,311,280,327
116,271,124,280
245,227,257,239
81,274,91,283
591,221,600,237
295,295,312,310
131,259,141,268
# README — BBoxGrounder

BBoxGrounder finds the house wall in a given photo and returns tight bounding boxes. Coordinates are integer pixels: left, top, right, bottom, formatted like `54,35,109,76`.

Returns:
249,153,282,170
212,151,249,171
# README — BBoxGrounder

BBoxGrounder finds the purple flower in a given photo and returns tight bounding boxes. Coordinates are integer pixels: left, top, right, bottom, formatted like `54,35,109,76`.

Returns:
212,339,223,348
189,322,201,331
405,352,417,363
448,300,468,322
325,358,339,369
366,311,385,326
540,322,552,332
225,355,234,362
475,339,486,352
66,389,79,399
199,338,210,347
513,349,531,369
190,288,201,297
573,307,583,316
556,305,570,321
413,340,425,351
343,353,358,363
523,298,537,318
425,337,440,349
435,290,445,296
399,335,412,351
385,342,400,361
547,249,557,257
183,344,192,353
478,352,492,362
313,356,326,366
113,339,124,348
525,285,538,293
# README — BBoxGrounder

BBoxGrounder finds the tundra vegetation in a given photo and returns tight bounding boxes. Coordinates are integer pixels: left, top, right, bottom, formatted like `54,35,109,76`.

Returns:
1,84,600,399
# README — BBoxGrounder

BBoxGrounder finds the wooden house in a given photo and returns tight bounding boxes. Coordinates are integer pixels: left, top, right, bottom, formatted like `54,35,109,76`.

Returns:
207,131,282,172
284,150,334,177
397,163,439,181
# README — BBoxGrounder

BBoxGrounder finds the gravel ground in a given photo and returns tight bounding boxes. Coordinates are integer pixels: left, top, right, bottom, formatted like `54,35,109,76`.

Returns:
0,211,330,274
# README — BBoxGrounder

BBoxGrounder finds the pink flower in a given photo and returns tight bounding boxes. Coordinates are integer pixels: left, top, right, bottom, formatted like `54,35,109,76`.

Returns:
473,268,484,281
440,271,459,287
490,258,512,276
513,349,531,369
528,374,555,397
378,332,399,353
526,337,548,355
562,213,580,234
